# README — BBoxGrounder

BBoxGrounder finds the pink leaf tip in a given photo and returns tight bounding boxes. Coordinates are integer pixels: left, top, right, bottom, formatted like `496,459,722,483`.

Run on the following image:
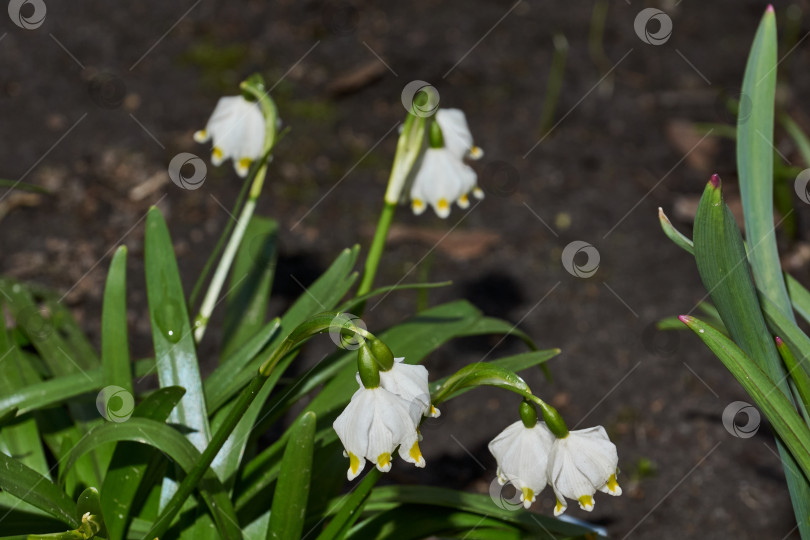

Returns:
678,315,691,324
766,4,774,13
775,336,784,346
709,174,721,188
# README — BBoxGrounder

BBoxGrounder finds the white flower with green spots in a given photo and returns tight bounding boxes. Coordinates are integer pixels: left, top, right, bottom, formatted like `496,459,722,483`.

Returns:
409,108,484,218
488,420,554,509
333,384,425,481
548,426,621,516
194,95,265,177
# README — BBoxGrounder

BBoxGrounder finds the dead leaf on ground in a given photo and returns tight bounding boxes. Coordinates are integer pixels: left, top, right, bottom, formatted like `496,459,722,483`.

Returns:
386,224,500,261
665,119,718,173
327,60,388,96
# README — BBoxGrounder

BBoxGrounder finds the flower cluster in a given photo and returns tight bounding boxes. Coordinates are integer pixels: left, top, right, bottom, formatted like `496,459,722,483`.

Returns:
333,356,440,480
409,108,484,218
489,419,621,515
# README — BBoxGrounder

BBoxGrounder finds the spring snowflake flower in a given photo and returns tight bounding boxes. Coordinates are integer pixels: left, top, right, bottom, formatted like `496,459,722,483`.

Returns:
547,426,621,516
194,96,265,177
410,109,484,218
488,420,554,508
333,385,426,481
379,357,440,418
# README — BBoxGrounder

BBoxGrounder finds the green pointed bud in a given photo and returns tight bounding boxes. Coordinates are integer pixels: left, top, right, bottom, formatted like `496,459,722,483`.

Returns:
519,400,537,428
357,343,381,388
538,402,569,438
367,338,395,372
428,119,444,149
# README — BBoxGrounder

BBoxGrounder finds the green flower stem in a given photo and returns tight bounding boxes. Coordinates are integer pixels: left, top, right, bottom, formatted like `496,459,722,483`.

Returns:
193,164,266,343
146,312,372,539
193,75,278,343
357,201,396,297
357,113,426,302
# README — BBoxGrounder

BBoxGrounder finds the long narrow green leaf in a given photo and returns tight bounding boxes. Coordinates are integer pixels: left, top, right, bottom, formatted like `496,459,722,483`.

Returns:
694,174,810,534
207,246,359,415
775,337,810,416
738,7,790,315
267,412,315,540
314,470,381,540
0,452,78,528
100,387,185,540
144,207,210,451
101,246,132,393
0,369,101,416
221,216,278,360
680,315,810,479
210,247,359,485
0,303,48,477
59,417,241,540
357,485,596,537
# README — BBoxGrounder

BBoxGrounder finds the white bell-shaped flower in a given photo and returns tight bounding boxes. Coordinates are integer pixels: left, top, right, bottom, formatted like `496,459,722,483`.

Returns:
488,420,554,508
379,357,440,419
547,425,621,516
410,148,478,218
333,385,426,481
194,95,265,177
435,108,484,162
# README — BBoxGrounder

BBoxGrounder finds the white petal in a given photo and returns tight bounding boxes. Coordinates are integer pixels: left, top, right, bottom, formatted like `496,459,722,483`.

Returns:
436,108,475,160
379,360,431,420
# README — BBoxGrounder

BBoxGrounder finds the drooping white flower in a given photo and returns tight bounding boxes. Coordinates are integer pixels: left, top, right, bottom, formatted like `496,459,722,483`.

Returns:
410,148,478,218
547,426,621,516
379,357,440,419
435,108,484,162
333,385,426,481
409,108,485,217
194,96,265,177
488,420,554,508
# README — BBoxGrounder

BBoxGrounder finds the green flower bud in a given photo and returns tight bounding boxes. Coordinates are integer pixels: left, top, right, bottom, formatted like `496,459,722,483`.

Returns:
538,402,569,439
428,119,444,149
519,400,538,428
367,338,395,372
357,343,381,388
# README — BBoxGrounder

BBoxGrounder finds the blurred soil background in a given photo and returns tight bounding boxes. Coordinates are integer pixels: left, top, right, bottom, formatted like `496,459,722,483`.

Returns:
3,0,810,537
